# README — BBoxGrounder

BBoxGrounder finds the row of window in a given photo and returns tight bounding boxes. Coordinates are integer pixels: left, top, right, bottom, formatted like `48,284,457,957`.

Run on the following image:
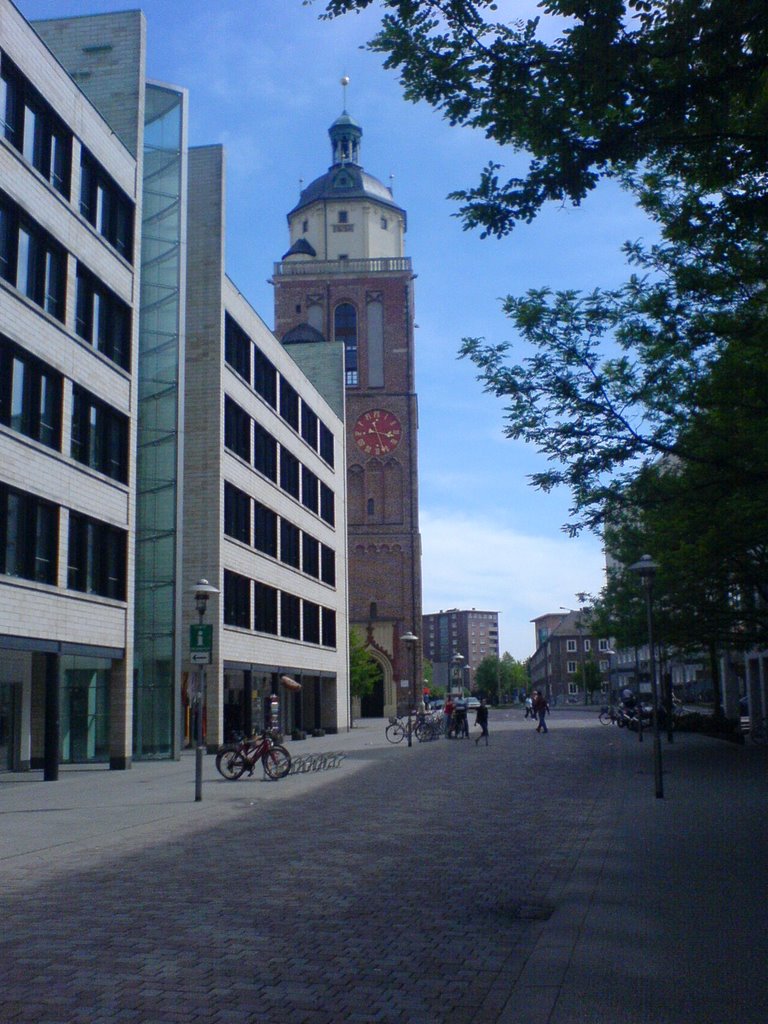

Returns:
223,569,336,647
224,313,335,467
0,193,132,369
0,482,126,599
566,638,610,653
1,51,134,261
0,336,129,482
224,397,335,525
567,660,610,675
224,481,335,584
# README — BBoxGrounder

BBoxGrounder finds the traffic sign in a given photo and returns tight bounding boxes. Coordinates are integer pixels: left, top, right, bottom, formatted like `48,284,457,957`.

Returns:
190,624,212,653
190,651,211,665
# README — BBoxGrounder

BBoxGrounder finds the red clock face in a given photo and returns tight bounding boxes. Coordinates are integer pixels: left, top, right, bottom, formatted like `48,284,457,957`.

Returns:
354,409,402,456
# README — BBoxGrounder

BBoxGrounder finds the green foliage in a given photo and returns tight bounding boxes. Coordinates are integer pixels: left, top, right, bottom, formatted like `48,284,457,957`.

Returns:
475,653,529,699
573,658,603,701
348,628,381,699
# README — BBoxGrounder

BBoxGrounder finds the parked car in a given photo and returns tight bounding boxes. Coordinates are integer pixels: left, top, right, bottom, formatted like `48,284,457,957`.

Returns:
465,696,481,710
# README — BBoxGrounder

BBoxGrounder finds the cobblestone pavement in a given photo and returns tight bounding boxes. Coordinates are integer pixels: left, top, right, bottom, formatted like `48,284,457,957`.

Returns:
1,712,767,1023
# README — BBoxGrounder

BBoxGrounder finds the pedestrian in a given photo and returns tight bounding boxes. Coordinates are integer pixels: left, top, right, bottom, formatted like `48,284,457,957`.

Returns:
444,696,455,736
533,690,550,733
524,694,534,719
474,698,489,745
453,700,469,738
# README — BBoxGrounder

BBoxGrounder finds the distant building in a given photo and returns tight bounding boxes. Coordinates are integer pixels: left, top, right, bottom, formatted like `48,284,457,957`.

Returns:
529,610,611,704
422,609,499,693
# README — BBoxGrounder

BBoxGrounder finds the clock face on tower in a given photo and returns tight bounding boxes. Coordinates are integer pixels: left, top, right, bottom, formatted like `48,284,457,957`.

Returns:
353,409,402,456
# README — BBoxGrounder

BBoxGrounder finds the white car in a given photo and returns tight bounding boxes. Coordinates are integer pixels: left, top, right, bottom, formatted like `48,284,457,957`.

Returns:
465,696,481,710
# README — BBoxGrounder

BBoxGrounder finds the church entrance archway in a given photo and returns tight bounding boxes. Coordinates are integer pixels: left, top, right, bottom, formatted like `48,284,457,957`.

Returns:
360,660,385,718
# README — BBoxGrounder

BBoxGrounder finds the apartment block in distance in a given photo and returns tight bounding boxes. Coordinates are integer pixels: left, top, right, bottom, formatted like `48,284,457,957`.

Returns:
422,609,499,694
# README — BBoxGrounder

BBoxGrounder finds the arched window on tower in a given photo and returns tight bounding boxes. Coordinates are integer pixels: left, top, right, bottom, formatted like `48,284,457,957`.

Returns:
335,302,358,386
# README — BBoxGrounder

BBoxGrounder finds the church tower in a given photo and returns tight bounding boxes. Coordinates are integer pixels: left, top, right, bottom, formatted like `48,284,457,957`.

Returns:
273,103,422,716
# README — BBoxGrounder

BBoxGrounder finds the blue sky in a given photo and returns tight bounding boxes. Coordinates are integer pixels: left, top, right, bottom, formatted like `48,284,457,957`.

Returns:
19,0,655,658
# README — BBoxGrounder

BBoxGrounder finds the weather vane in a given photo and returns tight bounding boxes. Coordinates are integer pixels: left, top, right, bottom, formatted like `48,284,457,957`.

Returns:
341,74,350,110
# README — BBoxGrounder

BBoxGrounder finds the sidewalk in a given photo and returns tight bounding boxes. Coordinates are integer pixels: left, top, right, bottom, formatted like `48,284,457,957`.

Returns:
1,712,766,1023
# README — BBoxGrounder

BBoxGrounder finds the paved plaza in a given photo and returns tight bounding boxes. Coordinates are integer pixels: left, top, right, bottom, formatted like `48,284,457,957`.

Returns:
1,710,766,1024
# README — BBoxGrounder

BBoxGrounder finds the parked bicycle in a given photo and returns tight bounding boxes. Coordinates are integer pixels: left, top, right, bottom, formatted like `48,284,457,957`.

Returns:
385,715,413,744
599,705,620,725
215,730,291,780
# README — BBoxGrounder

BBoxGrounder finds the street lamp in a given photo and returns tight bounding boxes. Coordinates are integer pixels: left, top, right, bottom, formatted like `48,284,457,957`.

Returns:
629,555,663,799
451,652,465,700
191,577,219,802
400,631,418,748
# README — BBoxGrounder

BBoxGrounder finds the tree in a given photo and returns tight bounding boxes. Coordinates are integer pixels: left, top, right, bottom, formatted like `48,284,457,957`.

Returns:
316,1,768,236
573,658,604,704
349,628,381,699
475,653,529,701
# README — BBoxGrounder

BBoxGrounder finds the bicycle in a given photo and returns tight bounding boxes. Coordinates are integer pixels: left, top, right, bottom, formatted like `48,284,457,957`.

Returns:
385,715,412,744
598,706,620,725
215,730,291,780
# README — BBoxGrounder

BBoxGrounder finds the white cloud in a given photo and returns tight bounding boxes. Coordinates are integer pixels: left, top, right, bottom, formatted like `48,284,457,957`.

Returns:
420,509,606,660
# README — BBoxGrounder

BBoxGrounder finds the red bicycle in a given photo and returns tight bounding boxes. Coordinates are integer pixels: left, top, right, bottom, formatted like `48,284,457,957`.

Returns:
215,730,291,781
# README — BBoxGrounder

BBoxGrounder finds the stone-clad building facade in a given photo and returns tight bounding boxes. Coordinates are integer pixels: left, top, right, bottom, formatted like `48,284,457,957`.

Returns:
0,3,350,774
273,111,422,717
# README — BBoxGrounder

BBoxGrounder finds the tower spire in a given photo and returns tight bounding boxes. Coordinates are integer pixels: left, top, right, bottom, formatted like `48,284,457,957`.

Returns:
329,77,362,166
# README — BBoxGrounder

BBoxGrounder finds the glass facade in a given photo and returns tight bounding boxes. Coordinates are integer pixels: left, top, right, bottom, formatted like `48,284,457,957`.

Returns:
60,654,111,763
133,84,186,759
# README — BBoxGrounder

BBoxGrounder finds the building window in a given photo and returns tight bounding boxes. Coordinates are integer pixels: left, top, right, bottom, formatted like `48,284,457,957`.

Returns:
280,519,300,569
335,303,358,386
584,639,591,652
68,512,126,600
302,534,319,578
301,403,318,449
0,338,62,450
568,682,578,695
567,639,577,652
0,196,66,321
80,149,134,261
224,397,251,462
253,421,277,481
280,377,299,431
302,219,308,233
301,466,319,513
223,481,250,545
303,600,320,644
75,265,131,369
320,482,335,526
280,591,301,639
253,501,277,557
224,314,251,383
320,544,335,586
1,56,72,197
319,421,334,467
599,660,609,672
280,448,300,499
0,483,58,584
322,607,337,648
381,216,388,230
253,347,277,408
223,569,250,629
254,581,277,634
338,210,348,224
71,385,128,483
599,638,609,651
567,660,577,674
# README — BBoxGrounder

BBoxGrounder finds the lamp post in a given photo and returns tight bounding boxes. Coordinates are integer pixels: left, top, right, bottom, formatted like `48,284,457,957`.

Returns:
191,577,219,802
629,555,663,799
400,631,418,748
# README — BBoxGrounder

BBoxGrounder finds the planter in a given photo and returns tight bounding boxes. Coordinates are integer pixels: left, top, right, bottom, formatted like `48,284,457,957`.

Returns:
291,729,307,741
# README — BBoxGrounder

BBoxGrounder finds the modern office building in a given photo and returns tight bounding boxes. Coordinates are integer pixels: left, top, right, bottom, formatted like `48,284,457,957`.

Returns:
273,108,422,718
0,1,140,771
0,3,350,773
422,609,499,693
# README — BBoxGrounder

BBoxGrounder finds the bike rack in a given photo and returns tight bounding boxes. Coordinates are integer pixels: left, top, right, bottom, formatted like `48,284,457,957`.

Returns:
287,751,347,775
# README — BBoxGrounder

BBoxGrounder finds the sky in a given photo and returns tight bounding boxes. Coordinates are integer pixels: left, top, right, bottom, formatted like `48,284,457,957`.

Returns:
18,0,656,659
